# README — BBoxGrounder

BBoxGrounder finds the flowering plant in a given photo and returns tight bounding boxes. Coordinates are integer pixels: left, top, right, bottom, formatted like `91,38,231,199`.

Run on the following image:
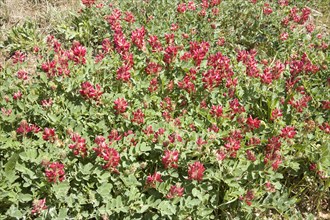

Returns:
0,0,329,219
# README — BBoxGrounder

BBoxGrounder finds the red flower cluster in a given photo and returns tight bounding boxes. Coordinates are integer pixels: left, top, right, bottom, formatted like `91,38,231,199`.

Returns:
131,109,145,124
45,162,65,183
246,115,261,130
246,150,256,162
147,35,163,52
124,11,135,23
146,172,163,188
263,3,273,15
1,108,12,116
223,130,243,158
42,128,56,142
13,90,22,100
69,42,87,64
41,98,53,108
166,185,184,199
11,51,26,64
289,6,311,25
31,198,47,215
69,132,88,157
16,70,29,80
210,105,223,118
162,150,179,169
264,136,282,170
93,136,121,171
131,26,146,50
164,45,179,64
41,37,86,77
229,98,245,115
114,97,128,114
81,0,95,7
203,52,234,90
16,120,40,135
188,161,205,181
280,126,297,139
240,190,255,206
146,62,162,75
79,81,103,101
319,122,330,134
237,49,259,78
177,68,197,94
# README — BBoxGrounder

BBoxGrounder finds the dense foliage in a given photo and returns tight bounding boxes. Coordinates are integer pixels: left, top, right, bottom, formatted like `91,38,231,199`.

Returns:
0,0,329,219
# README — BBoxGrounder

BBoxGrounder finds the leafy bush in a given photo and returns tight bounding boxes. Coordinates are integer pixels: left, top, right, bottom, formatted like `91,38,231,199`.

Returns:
0,0,329,219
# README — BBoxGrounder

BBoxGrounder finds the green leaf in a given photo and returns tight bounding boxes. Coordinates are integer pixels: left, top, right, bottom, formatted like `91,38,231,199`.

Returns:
139,142,151,152
52,182,70,199
18,193,32,202
97,183,113,200
158,201,176,216
57,208,68,219
6,205,23,218
15,163,36,179
5,153,18,175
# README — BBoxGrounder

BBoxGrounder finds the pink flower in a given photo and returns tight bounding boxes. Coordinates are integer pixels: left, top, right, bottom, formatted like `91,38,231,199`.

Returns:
247,115,261,130
69,132,88,157
280,126,297,139
108,129,122,143
146,62,162,75
17,70,29,80
45,162,65,183
177,3,187,13
13,90,22,100
216,149,226,161
280,32,289,41
16,121,40,135
242,190,254,206
82,0,95,7
229,98,245,114
114,97,128,114
116,64,131,82
188,161,205,182
42,128,56,142
271,108,283,120
11,51,26,64
31,198,47,215
79,81,103,101
146,172,163,187
162,150,179,169
147,35,163,52
196,137,207,148
265,181,276,192
246,150,256,162
248,137,261,146
319,122,330,134
306,23,315,33
210,105,223,118
93,138,120,171
124,11,135,23
166,185,184,199
263,3,273,15
70,42,86,64
188,1,196,10
278,0,289,6
131,26,146,50
1,108,12,116
41,98,53,108
131,109,145,124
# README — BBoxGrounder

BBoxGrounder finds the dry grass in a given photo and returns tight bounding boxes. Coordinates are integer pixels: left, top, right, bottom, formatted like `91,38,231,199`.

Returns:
0,0,80,41
0,0,80,62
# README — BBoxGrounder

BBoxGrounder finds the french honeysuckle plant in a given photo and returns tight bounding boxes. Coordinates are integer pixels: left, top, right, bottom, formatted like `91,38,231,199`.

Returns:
0,0,329,219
